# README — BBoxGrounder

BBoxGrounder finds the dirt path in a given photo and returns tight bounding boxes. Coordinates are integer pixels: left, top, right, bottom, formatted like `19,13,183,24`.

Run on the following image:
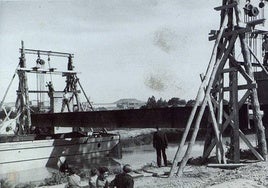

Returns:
132,161,268,188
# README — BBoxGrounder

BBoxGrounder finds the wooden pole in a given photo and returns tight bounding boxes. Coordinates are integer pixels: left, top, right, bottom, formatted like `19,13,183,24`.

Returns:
176,33,238,176
233,0,267,159
169,12,229,177
231,68,240,162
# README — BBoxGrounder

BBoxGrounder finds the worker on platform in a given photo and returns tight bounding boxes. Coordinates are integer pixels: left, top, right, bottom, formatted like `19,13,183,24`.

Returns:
110,164,134,188
61,90,71,112
153,126,168,167
46,81,54,98
262,35,268,66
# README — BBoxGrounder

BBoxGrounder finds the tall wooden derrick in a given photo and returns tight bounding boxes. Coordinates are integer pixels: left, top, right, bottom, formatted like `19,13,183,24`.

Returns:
14,41,94,135
170,0,268,177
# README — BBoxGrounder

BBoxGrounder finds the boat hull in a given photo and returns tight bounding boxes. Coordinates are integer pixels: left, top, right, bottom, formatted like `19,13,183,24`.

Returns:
0,133,120,175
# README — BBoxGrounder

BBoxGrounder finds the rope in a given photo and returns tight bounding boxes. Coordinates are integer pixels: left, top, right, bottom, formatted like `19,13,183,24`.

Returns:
47,54,53,82
0,64,19,110
76,76,94,111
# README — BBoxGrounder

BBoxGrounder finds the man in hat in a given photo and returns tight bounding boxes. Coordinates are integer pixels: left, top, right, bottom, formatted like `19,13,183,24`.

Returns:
110,164,134,188
262,35,268,66
153,126,168,167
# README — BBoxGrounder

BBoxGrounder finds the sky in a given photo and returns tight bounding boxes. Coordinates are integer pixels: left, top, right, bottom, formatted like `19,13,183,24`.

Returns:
0,0,222,103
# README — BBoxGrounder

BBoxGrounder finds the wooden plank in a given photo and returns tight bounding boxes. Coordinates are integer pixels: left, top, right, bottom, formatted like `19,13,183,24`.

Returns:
207,97,224,162
209,27,251,41
248,46,268,77
221,67,237,73
218,74,226,163
246,19,266,26
214,2,237,11
223,83,257,91
207,163,247,169
203,138,217,159
23,48,73,57
228,55,254,83
254,25,268,33
239,130,264,161
17,68,79,75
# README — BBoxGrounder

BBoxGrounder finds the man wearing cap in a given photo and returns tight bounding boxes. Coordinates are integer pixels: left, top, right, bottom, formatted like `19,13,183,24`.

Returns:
153,126,168,167
110,164,134,188
262,35,268,66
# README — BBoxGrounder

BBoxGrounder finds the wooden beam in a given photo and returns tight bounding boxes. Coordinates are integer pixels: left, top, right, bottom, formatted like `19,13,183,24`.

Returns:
209,27,251,41
176,31,238,177
214,2,237,11
222,83,257,91
221,67,237,73
248,46,268,77
234,0,267,159
17,68,79,75
203,90,251,159
22,48,73,58
169,12,230,177
207,163,247,168
207,95,225,162
246,19,266,27
239,130,264,161
231,68,240,163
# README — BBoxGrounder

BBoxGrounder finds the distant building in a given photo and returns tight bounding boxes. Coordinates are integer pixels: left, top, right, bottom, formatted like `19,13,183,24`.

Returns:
114,98,146,109
90,102,117,111
82,98,146,111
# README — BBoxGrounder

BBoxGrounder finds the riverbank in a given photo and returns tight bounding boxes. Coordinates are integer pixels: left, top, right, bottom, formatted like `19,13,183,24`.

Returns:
1,128,267,188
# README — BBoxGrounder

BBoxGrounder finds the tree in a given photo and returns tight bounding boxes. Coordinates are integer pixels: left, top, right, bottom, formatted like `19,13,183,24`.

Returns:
156,98,168,108
168,97,186,107
146,96,157,109
186,99,196,107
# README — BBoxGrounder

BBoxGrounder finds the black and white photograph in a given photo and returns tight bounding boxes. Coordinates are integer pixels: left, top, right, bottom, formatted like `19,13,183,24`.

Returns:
1,0,268,187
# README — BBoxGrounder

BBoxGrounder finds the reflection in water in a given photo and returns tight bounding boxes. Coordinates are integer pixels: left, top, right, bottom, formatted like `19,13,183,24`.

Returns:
0,143,206,185
1,135,257,185
69,157,121,172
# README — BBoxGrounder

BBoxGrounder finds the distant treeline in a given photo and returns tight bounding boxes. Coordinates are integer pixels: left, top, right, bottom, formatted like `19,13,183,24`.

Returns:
140,96,196,109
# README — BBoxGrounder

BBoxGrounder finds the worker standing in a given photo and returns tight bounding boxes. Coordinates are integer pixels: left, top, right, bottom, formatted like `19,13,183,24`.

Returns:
153,126,168,167
61,90,71,112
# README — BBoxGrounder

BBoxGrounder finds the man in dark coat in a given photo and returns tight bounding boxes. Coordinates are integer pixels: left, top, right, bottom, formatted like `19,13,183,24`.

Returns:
110,164,134,188
153,127,168,167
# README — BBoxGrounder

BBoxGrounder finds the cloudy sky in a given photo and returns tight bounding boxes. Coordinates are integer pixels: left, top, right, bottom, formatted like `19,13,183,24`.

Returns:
0,0,221,103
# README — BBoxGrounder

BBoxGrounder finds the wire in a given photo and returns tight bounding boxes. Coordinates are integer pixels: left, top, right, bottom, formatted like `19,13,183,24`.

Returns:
0,64,19,110
47,54,53,83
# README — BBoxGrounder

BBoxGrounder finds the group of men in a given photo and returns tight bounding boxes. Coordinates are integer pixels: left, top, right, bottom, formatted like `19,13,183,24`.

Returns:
65,127,169,187
67,164,134,188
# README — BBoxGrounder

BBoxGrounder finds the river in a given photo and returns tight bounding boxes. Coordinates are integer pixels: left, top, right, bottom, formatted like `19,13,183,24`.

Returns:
0,134,257,186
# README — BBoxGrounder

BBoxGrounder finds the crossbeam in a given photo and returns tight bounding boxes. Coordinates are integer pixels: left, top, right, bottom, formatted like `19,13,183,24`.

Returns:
17,68,79,75
21,48,74,58
31,106,249,129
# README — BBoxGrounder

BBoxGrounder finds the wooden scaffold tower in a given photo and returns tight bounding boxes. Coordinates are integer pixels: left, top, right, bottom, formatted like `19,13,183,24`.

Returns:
14,41,94,135
169,0,268,177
